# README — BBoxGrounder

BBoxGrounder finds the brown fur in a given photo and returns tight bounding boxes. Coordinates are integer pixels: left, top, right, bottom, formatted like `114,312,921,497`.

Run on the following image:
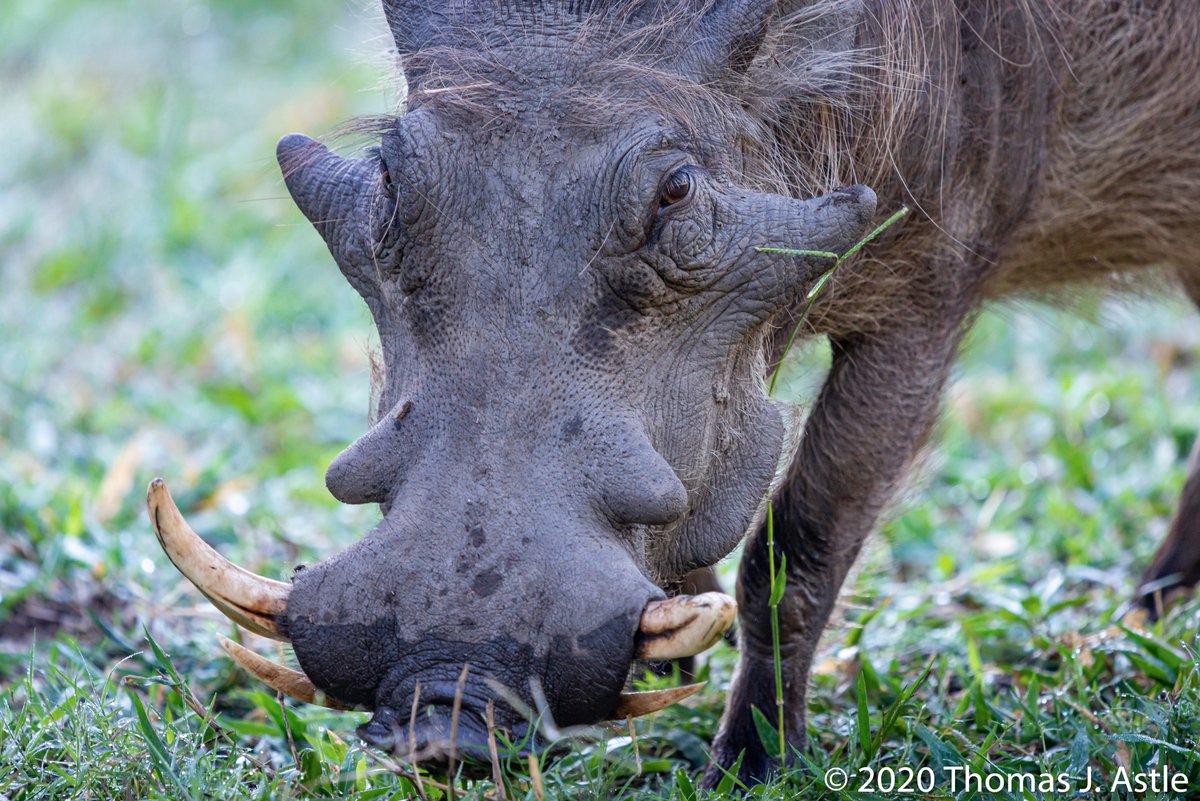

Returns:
705,0,1200,784
748,1,1200,318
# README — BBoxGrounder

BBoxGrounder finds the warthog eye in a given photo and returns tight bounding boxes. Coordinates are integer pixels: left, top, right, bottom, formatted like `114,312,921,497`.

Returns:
659,168,693,208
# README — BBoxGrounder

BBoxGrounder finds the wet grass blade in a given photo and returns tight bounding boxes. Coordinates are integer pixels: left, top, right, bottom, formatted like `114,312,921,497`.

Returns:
855,672,872,759
125,683,198,801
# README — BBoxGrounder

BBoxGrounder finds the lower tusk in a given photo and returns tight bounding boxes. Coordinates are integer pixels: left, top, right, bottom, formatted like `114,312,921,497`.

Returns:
147,478,290,641
636,592,736,661
218,636,354,711
610,682,705,719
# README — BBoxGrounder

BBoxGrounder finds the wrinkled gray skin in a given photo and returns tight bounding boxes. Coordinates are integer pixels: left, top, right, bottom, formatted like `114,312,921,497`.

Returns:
278,0,875,765
270,0,1200,786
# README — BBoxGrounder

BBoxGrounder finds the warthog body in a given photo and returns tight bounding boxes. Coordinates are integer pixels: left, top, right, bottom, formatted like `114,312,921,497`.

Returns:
158,0,1200,784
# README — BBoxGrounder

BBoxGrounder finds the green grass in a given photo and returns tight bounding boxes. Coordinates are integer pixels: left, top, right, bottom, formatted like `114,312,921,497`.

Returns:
3,1,1200,799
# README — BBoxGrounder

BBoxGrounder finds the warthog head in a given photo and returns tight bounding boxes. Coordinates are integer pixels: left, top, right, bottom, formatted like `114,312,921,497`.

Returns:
151,0,876,761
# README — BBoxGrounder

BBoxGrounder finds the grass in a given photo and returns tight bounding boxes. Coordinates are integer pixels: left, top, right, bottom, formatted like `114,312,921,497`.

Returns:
3,1,1200,799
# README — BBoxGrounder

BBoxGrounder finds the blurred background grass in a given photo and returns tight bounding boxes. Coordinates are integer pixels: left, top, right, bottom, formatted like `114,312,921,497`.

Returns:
0,0,388,660
2,1,1199,798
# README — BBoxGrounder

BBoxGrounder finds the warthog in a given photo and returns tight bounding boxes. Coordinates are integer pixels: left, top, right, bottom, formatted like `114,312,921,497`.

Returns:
149,0,1200,784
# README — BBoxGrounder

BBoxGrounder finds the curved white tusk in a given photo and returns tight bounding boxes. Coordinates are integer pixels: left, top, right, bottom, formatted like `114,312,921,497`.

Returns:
636,591,736,661
147,478,290,641
610,682,705,720
218,636,354,711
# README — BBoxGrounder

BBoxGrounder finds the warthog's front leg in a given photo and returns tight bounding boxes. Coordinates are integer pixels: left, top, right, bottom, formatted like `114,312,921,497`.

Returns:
706,315,971,786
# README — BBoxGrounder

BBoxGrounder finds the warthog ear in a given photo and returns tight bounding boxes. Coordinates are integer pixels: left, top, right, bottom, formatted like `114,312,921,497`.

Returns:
678,0,773,81
381,0,439,54
722,183,878,318
381,0,456,87
277,133,382,305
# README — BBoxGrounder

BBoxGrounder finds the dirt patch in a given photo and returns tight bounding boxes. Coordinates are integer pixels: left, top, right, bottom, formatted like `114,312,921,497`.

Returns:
0,589,119,654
